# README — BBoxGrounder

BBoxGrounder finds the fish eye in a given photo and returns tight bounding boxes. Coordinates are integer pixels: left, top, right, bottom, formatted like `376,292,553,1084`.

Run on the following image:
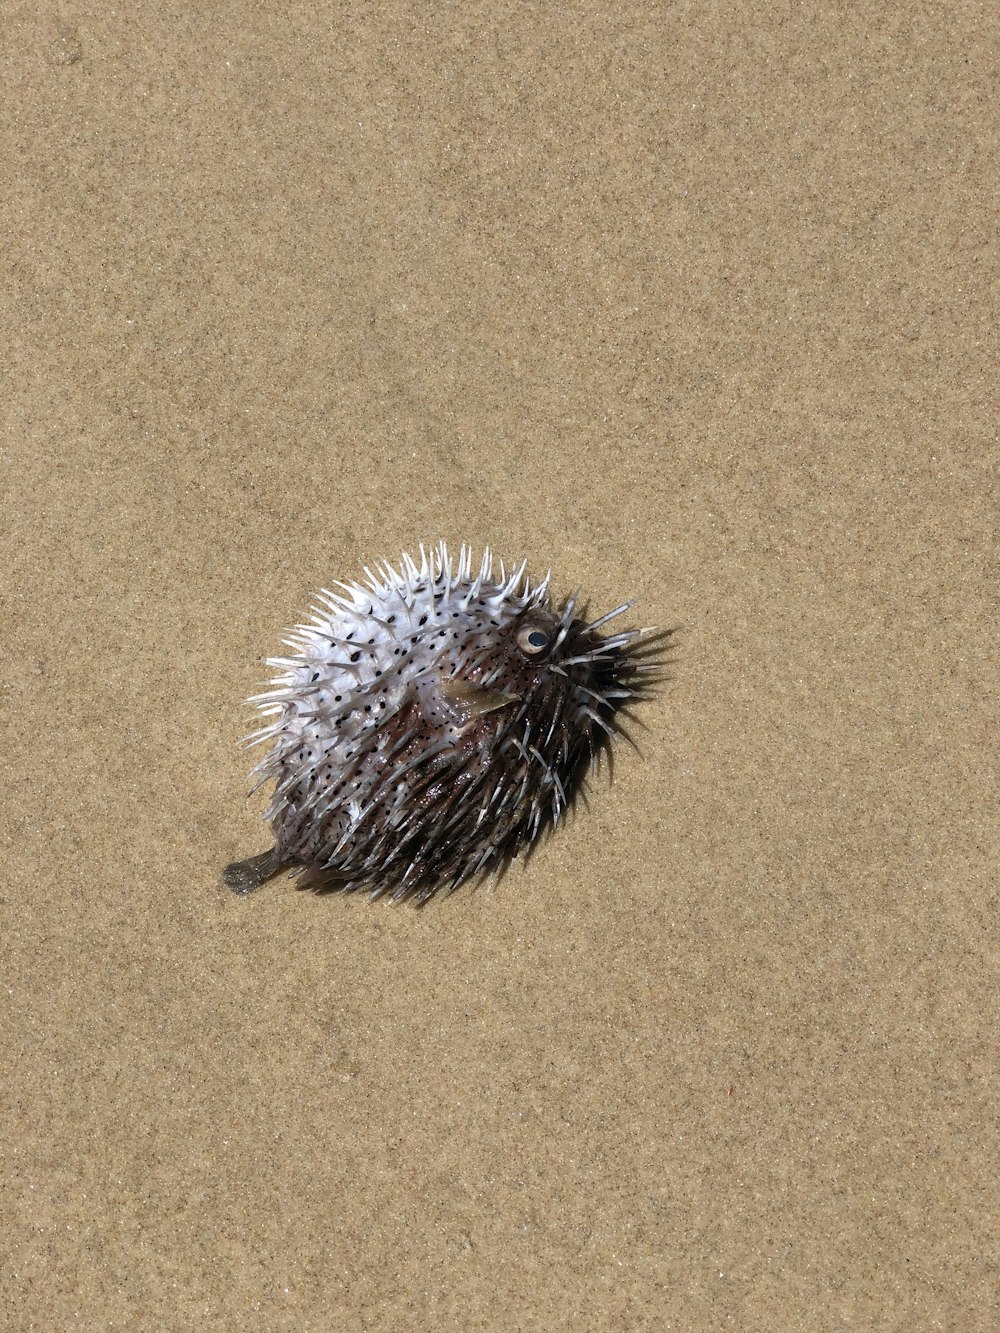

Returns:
517,624,551,656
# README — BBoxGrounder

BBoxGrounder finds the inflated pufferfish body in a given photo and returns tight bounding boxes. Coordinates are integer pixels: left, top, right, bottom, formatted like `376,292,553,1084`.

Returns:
224,543,660,902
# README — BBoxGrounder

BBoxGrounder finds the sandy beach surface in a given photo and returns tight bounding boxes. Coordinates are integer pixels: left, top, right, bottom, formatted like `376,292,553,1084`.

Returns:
5,4,996,1329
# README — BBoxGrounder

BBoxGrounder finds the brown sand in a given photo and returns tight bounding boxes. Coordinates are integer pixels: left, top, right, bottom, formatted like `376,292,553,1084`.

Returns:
4,4,997,1329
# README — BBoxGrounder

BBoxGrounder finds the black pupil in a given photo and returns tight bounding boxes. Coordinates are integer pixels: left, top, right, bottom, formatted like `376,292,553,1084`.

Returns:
527,631,548,649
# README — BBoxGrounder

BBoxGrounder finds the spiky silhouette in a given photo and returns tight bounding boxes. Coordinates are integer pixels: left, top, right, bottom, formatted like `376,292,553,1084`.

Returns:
224,543,665,903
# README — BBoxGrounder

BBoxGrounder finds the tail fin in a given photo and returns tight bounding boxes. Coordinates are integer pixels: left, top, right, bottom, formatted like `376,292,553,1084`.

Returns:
222,847,291,894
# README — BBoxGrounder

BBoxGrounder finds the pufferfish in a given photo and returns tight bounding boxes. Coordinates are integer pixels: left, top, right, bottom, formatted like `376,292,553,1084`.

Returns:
223,542,663,903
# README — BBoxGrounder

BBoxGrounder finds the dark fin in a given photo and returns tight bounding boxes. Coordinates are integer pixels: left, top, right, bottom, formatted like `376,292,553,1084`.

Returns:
293,863,346,892
222,847,290,895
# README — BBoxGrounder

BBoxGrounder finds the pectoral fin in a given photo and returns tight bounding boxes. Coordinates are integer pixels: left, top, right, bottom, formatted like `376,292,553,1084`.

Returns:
440,678,520,722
